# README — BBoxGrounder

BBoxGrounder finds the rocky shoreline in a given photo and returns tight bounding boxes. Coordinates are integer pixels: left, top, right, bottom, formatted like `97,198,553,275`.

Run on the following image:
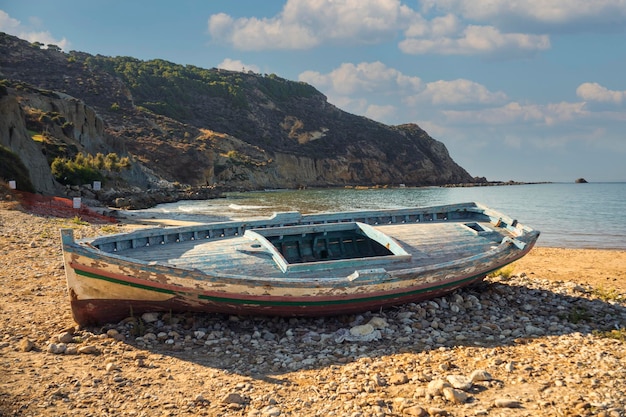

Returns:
57,180,551,212
1,203,624,416
60,184,227,210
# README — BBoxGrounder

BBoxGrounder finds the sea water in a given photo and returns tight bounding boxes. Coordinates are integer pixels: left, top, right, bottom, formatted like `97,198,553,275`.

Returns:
131,183,626,250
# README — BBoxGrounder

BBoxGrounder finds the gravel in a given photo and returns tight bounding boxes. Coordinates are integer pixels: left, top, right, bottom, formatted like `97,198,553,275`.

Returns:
1,204,624,416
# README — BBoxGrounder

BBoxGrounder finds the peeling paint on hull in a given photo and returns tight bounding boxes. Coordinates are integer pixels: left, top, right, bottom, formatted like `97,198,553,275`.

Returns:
70,275,486,325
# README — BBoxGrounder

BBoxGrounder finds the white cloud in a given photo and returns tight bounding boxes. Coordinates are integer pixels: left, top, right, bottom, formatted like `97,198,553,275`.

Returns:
442,101,588,126
405,13,461,38
418,79,507,105
400,25,550,55
209,12,319,50
0,10,69,50
365,104,396,121
576,82,625,104
0,10,20,31
420,0,626,28
206,0,623,57
217,58,260,74
301,62,509,125
299,61,422,96
208,0,417,50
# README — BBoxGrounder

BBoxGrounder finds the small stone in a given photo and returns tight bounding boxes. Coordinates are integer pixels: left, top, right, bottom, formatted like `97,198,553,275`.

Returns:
19,339,34,352
389,372,409,385
367,317,388,329
470,370,492,382
47,343,67,354
427,407,448,416
261,405,281,416
575,401,591,411
141,312,159,323
403,405,428,416
427,379,451,396
414,387,427,398
221,392,246,405
350,324,375,337
57,332,74,344
494,398,522,408
65,346,78,355
525,324,545,335
372,373,386,386
442,387,468,404
78,345,98,354
446,375,473,391
195,394,208,403
105,362,117,373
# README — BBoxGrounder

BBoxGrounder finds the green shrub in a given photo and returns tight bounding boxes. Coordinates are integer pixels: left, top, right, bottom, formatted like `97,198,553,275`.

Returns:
51,152,131,185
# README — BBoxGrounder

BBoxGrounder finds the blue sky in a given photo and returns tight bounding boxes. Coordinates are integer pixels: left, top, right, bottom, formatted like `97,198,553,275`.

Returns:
2,1,625,182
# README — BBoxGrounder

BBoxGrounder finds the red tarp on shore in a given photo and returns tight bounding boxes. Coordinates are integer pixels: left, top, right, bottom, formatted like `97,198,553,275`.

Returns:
16,191,118,224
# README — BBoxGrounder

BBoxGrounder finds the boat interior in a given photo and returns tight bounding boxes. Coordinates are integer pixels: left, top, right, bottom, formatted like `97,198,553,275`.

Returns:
243,222,412,273
78,203,534,278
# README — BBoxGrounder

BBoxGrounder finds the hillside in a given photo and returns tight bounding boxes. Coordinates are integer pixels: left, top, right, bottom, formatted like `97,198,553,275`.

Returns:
0,32,476,207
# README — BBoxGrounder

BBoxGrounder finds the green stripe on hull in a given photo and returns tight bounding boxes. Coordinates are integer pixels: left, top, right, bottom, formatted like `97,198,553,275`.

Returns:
75,268,176,295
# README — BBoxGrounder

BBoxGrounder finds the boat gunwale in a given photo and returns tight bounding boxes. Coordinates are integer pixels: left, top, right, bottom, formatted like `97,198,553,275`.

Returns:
78,202,526,249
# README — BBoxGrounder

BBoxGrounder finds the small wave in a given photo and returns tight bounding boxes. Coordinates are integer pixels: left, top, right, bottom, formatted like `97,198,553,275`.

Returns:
178,206,203,213
228,203,268,210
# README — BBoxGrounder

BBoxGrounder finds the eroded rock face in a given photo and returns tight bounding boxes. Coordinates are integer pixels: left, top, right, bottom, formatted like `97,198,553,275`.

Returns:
0,93,58,194
19,92,106,154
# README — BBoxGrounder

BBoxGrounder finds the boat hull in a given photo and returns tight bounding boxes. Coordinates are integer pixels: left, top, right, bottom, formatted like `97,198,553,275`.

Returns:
69,273,487,325
61,202,539,325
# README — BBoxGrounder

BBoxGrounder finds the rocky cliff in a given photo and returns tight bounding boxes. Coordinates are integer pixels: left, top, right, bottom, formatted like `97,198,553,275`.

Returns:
0,86,58,194
0,32,476,202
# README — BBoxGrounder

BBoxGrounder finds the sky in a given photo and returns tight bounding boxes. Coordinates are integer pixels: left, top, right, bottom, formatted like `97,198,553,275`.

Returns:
1,1,625,182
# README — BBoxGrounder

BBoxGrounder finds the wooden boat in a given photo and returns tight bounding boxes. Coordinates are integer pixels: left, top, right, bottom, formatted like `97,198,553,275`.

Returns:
61,202,539,325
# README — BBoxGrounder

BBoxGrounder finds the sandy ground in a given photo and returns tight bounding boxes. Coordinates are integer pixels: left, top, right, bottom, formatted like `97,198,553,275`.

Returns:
511,247,626,293
0,199,624,416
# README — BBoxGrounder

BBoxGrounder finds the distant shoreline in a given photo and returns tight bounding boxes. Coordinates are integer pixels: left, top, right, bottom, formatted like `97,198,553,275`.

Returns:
442,180,552,188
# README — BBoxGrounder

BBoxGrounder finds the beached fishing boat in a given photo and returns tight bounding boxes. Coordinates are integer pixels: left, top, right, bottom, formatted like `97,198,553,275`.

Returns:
61,202,539,325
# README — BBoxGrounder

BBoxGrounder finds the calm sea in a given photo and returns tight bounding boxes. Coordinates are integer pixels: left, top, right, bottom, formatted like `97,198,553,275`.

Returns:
131,183,626,250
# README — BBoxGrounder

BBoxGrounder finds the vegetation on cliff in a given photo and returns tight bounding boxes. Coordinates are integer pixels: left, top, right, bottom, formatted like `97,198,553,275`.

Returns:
85,56,319,121
50,152,131,186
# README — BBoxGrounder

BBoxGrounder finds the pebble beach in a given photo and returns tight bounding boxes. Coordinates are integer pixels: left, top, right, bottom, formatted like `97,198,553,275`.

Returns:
1,202,625,417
